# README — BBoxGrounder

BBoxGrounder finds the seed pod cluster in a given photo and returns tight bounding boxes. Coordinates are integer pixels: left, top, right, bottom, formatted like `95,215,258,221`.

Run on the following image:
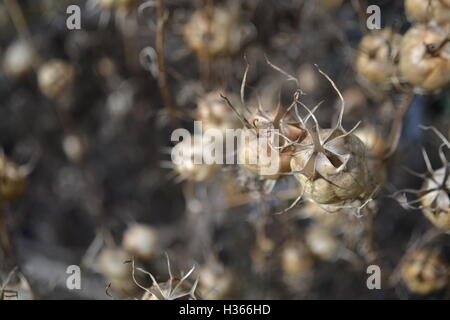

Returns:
356,28,402,87
184,6,253,59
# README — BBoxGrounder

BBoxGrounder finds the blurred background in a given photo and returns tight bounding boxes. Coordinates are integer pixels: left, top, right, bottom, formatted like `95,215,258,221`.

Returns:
0,0,449,300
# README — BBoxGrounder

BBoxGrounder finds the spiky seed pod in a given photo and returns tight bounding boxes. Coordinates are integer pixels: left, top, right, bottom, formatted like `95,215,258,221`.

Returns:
238,106,306,180
139,261,200,300
291,127,368,204
356,28,402,86
400,248,448,295
3,40,36,79
171,135,220,182
37,59,75,100
198,258,237,300
405,0,450,24
0,156,28,202
399,24,450,92
421,167,450,230
183,6,253,58
197,91,242,133
281,244,315,276
122,224,159,261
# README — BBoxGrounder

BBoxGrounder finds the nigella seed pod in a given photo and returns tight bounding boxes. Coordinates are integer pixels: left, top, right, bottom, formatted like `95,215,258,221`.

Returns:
400,248,448,295
405,0,450,24
420,167,450,230
197,90,242,133
291,127,368,204
183,6,253,58
356,28,402,87
399,24,450,92
37,59,75,100
122,224,160,261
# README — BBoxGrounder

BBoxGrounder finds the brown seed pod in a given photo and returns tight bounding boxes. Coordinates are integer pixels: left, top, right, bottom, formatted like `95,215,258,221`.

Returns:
2,39,36,79
0,156,29,202
238,105,306,180
197,90,242,133
171,134,220,182
399,24,450,92
198,257,238,300
420,167,450,230
122,224,159,261
400,248,448,295
356,28,402,87
37,59,75,99
183,6,253,59
404,0,450,24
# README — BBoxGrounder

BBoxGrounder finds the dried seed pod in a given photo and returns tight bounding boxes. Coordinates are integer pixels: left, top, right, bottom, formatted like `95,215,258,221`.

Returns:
0,156,28,202
2,39,36,79
281,244,315,276
305,225,339,261
291,127,368,204
197,90,242,132
138,260,200,300
399,24,450,91
198,258,237,300
37,59,75,99
183,6,253,58
420,167,450,230
400,248,448,295
171,134,220,182
238,107,306,180
356,28,401,86
405,0,450,24
122,224,159,260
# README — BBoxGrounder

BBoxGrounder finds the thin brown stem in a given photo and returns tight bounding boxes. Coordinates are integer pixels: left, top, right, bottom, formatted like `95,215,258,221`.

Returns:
156,0,178,128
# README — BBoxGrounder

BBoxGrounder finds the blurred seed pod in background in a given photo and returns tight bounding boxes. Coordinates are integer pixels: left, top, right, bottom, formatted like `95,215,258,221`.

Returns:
399,24,450,92
198,257,238,300
0,156,29,202
37,59,75,100
171,134,220,182
400,247,449,295
356,28,401,88
404,0,450,25
183,6,254,59
122,224,160,261
305,224,339,261
2,39,36,79
197,90,242,133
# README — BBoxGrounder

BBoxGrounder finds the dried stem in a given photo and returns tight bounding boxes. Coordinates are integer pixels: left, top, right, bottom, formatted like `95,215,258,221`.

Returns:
384,91,415,160
156,0,178,128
